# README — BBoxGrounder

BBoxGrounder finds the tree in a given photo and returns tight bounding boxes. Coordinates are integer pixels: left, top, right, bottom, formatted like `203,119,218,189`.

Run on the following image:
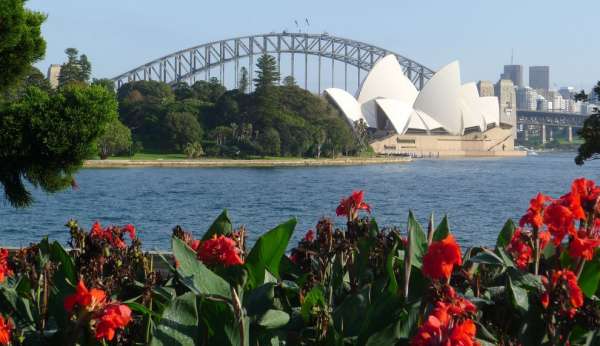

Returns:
0,0,46,93
172,82,194,101
0,84,118,207
92,78,116,94
574,90,588,102
164,112,203,151
282,75,297,87
97,118,132,159
259,127,281,156
183,142,204,159
238,67,249,93
253,54,280,91
575,82,600,165
2,66,50,101
191,78,226,103
58,48,92,86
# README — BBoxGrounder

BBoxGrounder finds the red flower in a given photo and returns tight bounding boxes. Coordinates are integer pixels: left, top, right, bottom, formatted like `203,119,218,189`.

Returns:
0,249,13,284
64,279,107,312
543,203,576,245
0,315,13,346
520,193,551,229
410,302,479,346
506,229,551,270
122,224,136,240
94,303,132,341
304,230,315,242
570,178,600,214
197,235,244,267
568,232,600,260
542,270,584,318
336,191,371,221
422,234,462,280
442,285,477,317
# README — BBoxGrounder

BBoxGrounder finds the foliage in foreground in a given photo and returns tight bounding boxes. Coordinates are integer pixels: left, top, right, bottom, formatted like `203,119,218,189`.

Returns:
2,179,600,345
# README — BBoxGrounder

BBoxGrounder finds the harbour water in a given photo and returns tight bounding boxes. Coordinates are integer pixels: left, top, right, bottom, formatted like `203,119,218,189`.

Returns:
1,152,598,250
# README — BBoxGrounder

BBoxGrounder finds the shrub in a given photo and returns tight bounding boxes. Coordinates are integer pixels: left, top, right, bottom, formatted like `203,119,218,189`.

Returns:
2,178,600,344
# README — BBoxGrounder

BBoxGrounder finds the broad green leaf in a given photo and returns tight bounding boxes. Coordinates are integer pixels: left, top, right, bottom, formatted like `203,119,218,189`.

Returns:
202,210,233,240
332,288,369,337
257,309,290,329
468,248,505,266
508,276,529,315
386,241,400,295
150,292,198,346
245,219,296,288
244,283,275,316
407,211,427,269
496,219,516,249
47,241,77,330
432,215,450,241
200,299,249,346
365,315,406,346
475,321,499,343
172,237,231,298
357,291,404,345
507,267,544,291
579,258,600,298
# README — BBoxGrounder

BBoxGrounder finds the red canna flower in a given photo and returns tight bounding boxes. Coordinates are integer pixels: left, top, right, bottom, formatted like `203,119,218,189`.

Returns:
0,314,13,346
304,230,315,242
0,249,13,284
541,270,584,318
197,235,244,267
506,229,551,270
568,232,600,261
570,178,600,215
64,279,107,312
336,191,371,221
410,301,479,346
520,193,551,229
122,224,136,240
94,303,132,341
422,234,462,280
543,203,576,245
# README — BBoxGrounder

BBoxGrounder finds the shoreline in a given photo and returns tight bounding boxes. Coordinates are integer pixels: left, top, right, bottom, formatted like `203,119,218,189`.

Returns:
83,157,413,168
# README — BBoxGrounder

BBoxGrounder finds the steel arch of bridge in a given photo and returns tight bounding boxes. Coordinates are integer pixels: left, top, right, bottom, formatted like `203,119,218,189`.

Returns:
111,32,435,92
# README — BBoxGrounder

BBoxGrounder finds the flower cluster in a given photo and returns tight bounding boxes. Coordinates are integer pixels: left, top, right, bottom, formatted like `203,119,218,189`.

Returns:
506,228,551,269
90,221,137,249
422,234,462,281
197,235,244,267
541,269,584,318
0,249,13,284
0,315,13,346
64,279,132,341
336,190,371,221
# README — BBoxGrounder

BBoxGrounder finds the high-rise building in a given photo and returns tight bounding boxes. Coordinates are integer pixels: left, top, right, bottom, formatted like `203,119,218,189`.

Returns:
546,90,566,111
502,65,523,87
529,66,550,91
558,86,574,100
47,64,61,89
516,86,538,110
494,79,516,132
477,80,495,97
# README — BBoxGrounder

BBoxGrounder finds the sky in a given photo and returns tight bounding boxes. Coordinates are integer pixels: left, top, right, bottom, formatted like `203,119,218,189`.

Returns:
28,0,600,91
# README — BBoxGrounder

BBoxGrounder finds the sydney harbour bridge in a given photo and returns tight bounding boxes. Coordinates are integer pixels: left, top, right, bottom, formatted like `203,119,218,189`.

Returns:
111,32,587,143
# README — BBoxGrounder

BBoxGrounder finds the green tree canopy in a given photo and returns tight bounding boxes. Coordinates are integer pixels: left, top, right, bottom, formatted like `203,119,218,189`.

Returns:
0,84,117,207
165,112,203,151
253,54,280,91
576,82,600,165
58,48,92,86
238,66,249,93
98,118,132,159
0,0,46,93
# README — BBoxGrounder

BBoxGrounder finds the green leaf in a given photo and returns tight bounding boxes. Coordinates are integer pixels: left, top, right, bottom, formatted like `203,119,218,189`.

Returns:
407,211,427,269
507,276,529,315
386,241,400,295
47,241,77,330
202,210,233,240
579,258,600,298
468,248,505,266
357,291,404,345
332,288,369,337
200,299,249,346
245,219,296,288
432,215,450,241
150,292,199,346
496,219,516,249
244,283,275,317
257,309,290,329
300,285,326,322
172,237,231,298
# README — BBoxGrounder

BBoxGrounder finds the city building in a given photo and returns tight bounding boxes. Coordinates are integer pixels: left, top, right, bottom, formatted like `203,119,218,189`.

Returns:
558,86,574,100
325,55,517,156
502,65,523,87
495,79,517,137
529,66,550,91
47,64,61,89
546,90,565,111
516,86,538,110
477,80,495,97
536,96,548,111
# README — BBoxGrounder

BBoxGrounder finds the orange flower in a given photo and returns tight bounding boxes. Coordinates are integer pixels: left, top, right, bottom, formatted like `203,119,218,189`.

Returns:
197,235,243,267
94,303,132,341
543,203,576,245
422,234,462,280
410,301,479,346
519,192,551,229
64,279,107,312
336,191,371,221
568,232,600,261
0,249,13,284
0,315,13,346
506,229,550,270
122,224,136,240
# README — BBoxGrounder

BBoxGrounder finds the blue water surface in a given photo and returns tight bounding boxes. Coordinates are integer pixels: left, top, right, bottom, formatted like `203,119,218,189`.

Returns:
1,153,598,250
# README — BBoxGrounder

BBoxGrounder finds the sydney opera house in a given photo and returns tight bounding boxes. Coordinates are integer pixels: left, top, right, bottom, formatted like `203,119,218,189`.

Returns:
324,55,519,157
